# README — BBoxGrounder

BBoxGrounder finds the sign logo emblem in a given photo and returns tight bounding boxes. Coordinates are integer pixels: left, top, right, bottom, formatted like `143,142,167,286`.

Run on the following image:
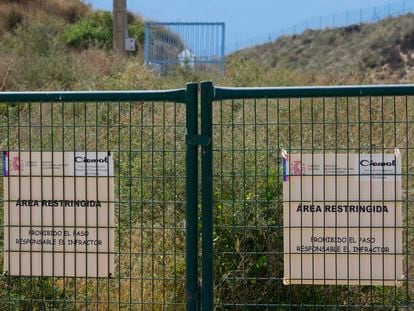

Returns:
290,160,305,175
12,156,21,171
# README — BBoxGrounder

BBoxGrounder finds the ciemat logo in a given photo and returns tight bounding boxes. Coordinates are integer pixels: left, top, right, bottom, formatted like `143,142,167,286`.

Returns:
75,156,109,163
290,160,305,175
360,159,396,167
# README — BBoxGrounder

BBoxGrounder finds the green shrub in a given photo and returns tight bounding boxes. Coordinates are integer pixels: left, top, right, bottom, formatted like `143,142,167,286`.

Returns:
61,10,146,50
128,23,145,46
61,11,113,49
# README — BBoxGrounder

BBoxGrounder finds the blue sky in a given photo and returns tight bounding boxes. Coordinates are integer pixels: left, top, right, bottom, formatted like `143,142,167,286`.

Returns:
87,0,407,51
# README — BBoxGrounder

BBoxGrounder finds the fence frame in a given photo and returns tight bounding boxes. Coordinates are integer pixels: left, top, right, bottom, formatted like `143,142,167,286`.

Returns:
3,81,414,309
200,81,414,309
0,84,199,310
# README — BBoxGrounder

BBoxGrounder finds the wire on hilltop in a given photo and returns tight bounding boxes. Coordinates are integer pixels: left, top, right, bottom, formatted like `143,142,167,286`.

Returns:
229,0,414,54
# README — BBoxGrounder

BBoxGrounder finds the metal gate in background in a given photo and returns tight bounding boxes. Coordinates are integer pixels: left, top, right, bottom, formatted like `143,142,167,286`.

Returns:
0,85,199,310
1,82,414,310
144,22,225,75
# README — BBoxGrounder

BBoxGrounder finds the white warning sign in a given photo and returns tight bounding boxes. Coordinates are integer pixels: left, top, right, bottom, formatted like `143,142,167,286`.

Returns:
3,151,114,277
283,153,403,286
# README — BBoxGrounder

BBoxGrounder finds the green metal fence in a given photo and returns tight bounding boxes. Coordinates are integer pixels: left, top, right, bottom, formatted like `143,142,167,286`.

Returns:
0,85,199,310
201,81,414,310
1,82,414,310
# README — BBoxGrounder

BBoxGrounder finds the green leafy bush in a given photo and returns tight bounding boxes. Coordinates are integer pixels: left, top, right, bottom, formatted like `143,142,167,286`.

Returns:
128,23,145,46
61,11,146,50
61,11,113,49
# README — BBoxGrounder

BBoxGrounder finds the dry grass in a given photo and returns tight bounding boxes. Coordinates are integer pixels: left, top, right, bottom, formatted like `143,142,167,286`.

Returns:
230,13,414,84
0,0,89,29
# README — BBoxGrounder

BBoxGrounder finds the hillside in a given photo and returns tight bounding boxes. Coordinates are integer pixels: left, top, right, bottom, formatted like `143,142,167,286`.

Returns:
228,13,414,83
1,1,414,91
0,0,178,91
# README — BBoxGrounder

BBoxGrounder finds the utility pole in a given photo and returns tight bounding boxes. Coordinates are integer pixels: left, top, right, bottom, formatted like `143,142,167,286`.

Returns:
113,0,128,53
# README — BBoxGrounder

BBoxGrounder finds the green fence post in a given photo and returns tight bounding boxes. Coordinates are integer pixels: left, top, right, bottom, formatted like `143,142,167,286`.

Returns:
201,81,214,310
186,82,199,310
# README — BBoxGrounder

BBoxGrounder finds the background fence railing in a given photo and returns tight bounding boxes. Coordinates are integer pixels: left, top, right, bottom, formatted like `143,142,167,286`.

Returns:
230,0,414,53
144,22,225,75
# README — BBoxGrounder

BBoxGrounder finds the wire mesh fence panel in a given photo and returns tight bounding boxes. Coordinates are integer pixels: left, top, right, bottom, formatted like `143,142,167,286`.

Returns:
205,84,414,309
3,84,414,310
0,91,190,310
